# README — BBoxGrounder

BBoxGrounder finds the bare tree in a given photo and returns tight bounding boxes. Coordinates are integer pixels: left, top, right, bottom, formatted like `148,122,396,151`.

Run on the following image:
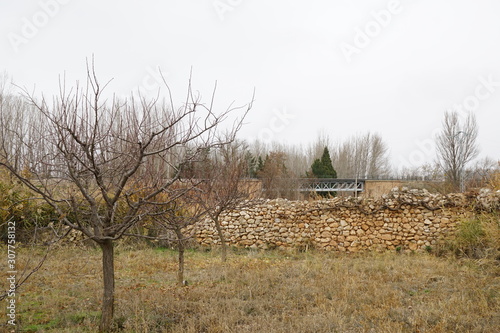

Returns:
397,162,443,181
464,157,499,190
145,191,205,285
258,150,296,199
195,141,255,261
489,161,500,190
306,131,332,169
436,111,479,192
0,63,251,331
248,140,310,182
366,133,390,178
0,94,32,174
330,132,390,179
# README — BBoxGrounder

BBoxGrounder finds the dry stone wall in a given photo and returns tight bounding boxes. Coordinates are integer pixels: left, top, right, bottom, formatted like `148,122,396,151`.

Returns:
188,188,500,252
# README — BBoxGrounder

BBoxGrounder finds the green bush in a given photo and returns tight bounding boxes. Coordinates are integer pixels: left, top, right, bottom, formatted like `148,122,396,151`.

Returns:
0,175,57,243
444,213,500,259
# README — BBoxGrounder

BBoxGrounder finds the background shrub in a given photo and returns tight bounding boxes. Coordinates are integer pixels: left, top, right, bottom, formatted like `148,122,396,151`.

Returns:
0,172,57,243
443,213,500,259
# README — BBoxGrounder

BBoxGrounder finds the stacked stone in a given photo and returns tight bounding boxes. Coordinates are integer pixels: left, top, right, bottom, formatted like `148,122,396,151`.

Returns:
190,188,499,252
476,188,500,211
38,224,87,246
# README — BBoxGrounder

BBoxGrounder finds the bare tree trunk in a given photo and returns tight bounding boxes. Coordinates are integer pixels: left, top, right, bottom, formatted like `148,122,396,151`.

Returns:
174,228,185,285
99,239,115,333
213,215,227,262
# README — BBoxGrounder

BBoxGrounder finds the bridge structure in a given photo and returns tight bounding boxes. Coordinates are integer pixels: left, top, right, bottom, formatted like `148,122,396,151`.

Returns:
298,178,365,193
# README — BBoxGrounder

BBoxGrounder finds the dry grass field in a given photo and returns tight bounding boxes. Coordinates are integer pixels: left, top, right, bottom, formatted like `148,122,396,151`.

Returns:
3,244,500,333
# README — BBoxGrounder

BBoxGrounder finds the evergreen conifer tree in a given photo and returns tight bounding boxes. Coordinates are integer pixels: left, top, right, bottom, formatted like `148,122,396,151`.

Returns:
311,147,337,178
310,147,337,197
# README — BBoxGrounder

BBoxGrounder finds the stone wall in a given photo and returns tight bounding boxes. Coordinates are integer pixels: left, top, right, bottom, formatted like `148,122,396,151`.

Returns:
188,188,500,252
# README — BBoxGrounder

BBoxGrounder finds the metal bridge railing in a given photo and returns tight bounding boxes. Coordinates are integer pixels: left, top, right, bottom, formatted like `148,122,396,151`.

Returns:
298,179,364,192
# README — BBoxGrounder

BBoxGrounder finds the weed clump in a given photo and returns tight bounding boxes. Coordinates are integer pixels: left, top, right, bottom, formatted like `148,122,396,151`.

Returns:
440,213,500,259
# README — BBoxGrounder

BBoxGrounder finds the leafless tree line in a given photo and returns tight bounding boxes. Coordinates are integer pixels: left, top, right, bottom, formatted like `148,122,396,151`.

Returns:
329,132,391,179
248,131,391,180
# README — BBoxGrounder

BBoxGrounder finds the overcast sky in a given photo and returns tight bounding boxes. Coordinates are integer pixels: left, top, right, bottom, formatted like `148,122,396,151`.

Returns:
1,0,499,171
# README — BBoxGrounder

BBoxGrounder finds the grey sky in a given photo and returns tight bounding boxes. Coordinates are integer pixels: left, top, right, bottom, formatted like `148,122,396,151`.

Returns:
1,0,499,170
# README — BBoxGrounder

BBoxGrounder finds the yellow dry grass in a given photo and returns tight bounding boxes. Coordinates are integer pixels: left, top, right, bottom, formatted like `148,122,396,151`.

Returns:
2,245,499,332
